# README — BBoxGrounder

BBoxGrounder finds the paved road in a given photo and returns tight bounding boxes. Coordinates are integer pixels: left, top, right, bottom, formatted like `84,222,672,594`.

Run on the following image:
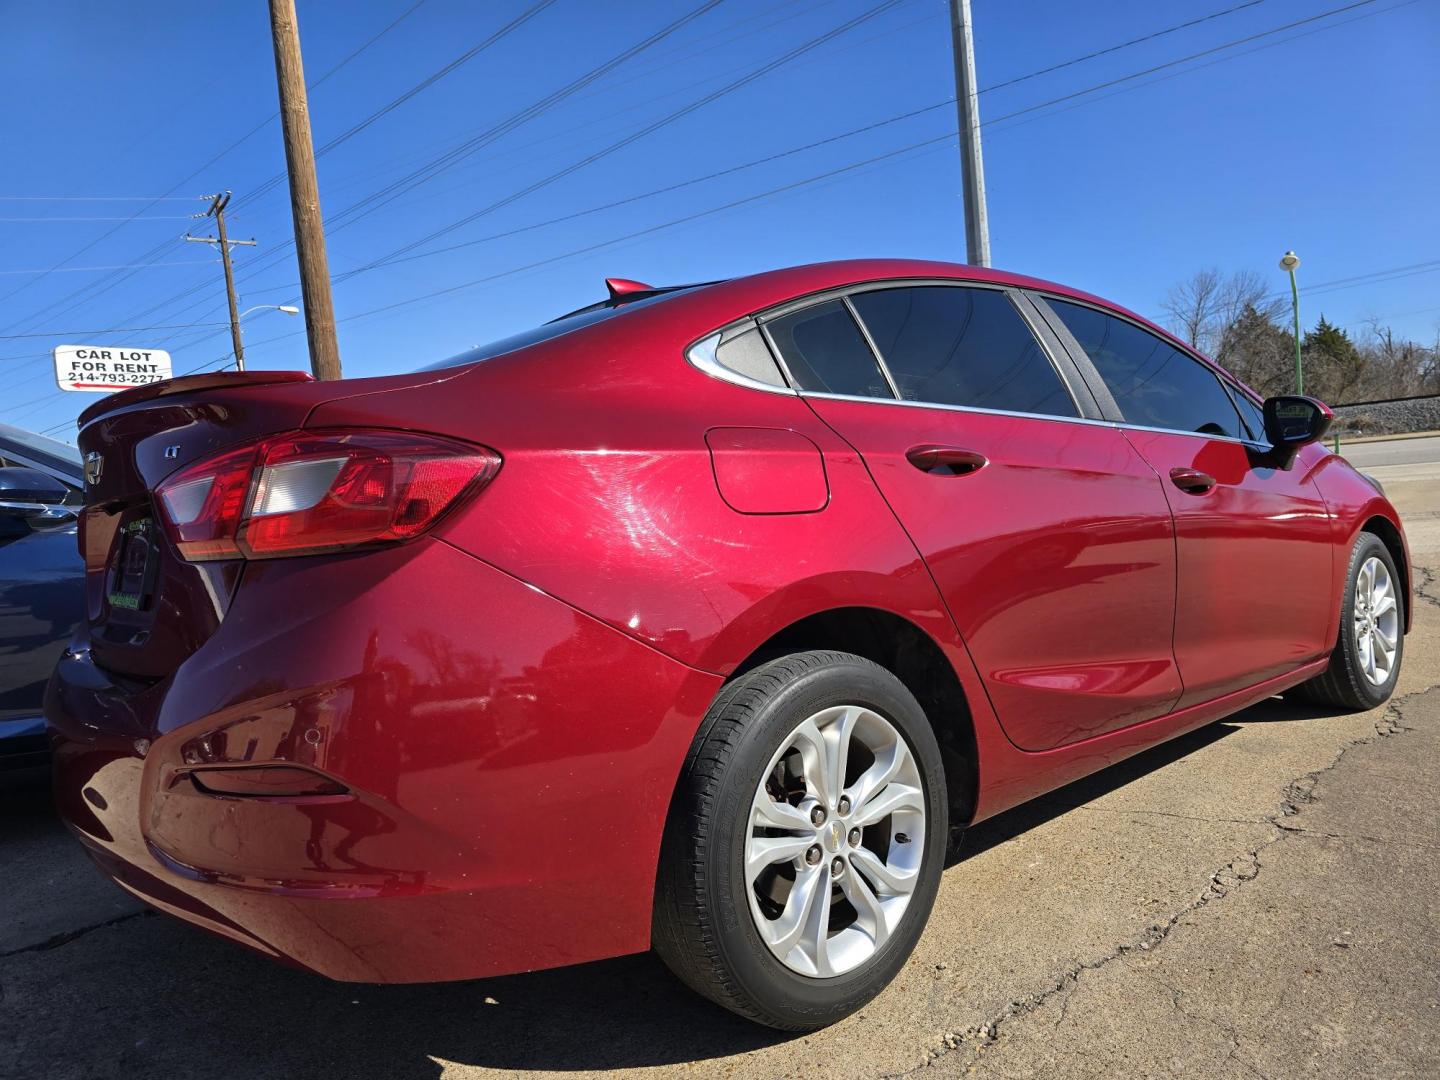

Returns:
1340,433,1440,468
3,462,1437,1080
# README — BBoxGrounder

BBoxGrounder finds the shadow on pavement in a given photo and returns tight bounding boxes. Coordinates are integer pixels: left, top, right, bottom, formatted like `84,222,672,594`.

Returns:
2,690,1336,1078
952,688,1335,865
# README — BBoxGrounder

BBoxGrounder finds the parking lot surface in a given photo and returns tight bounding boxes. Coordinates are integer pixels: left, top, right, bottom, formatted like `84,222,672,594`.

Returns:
3,448,1437,1080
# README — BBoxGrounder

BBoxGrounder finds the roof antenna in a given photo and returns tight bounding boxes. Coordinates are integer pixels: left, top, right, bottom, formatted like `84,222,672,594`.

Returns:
605,277,653,302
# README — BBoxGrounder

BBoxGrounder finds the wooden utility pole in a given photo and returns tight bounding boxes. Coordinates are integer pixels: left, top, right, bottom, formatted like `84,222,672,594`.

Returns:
268,0,342,380
186,192,257,371
947,0,990,267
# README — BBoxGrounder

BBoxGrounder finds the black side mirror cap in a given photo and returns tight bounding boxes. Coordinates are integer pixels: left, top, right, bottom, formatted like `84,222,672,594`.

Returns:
1260,395,1333,468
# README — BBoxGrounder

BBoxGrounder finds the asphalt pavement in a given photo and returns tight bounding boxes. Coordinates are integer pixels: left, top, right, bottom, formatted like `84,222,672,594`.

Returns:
1340,432,1440,469
2,439,1437,1080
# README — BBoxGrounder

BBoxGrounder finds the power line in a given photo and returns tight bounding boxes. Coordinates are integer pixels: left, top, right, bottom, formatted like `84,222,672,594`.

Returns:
123,0,1416,352
237,0,559,210
242,0,736,258
104,2,933,351
0,260,216,275
0,215,203,222
83,0,743,339
3,0,1420,406
344,0,907,273
245,0,1401,291
0,321,228,340
978,0,1270,94
0,0,432,335
0,195,203,202
976,0,1389,129
157,0,905,318
106,0,1397,374
185,0,1426,366
43,0,664,343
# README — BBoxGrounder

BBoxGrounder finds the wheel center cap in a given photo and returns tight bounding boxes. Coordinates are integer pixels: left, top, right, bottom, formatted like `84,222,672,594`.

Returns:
824,820,844,853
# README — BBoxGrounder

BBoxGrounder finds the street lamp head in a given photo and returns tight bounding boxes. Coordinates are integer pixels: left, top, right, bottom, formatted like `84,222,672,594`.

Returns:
278,305,300,315
1279,251,1301,273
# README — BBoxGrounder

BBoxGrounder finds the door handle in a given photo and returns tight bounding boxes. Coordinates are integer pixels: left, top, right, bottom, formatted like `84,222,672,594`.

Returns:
1169,467,1216,494
906,445,988,476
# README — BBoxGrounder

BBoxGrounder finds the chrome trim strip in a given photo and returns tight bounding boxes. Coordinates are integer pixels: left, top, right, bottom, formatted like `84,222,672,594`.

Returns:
1120,421,1266,449
797,390,1268,446
797,390,1120,430
685,331,797,396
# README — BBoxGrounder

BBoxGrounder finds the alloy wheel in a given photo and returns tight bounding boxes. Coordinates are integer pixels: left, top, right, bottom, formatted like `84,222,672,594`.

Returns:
745,704,926,978
1353,555,1400,686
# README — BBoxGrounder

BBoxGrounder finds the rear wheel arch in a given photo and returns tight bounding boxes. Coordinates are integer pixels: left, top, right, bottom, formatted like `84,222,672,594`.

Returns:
722,606,978,830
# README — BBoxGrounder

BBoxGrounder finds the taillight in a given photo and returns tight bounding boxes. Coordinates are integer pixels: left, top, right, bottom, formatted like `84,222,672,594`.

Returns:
155,429,499,561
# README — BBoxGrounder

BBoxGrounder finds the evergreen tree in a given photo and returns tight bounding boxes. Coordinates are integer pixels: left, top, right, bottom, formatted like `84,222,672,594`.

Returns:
1303,315,1364,401
1304,316,1361,367
1217,303,1292,396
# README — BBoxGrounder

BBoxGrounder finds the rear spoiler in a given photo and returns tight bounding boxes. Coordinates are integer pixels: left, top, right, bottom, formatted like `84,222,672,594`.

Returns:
77,370,315,428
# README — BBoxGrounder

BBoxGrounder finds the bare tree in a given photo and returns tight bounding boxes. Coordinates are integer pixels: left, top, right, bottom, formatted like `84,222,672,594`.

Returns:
1215,272,1285,346
1164,268,1440,405
1161,268,1222,350
1163,268,1287,362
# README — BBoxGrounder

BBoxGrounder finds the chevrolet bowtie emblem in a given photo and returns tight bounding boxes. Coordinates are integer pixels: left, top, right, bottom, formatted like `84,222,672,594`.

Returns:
83,451,103,485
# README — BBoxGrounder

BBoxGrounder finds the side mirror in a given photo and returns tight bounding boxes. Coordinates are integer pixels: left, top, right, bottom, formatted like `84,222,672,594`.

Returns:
1261,395,1332,467
0,466,76,527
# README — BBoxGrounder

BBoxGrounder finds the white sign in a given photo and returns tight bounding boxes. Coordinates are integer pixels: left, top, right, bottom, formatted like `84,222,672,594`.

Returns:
53,345,173,393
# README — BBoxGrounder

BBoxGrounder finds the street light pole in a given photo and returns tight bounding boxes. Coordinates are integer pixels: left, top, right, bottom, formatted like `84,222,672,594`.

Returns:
224,305,301,372
1280,250,1303,394
947,0,990,267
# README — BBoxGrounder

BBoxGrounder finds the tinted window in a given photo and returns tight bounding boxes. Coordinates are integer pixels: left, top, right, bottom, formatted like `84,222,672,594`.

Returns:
850,286,1077,417
764,300,894,399
1227,385,1266,442
1048,299,1246,438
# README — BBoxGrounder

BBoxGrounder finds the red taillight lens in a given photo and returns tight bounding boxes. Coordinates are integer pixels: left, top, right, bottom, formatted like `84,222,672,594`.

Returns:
156,443,261,560
155,429,499,562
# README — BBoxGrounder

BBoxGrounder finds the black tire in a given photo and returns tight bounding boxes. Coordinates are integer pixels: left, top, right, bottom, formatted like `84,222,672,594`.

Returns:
1295,532,1404,710
652,650,947,1031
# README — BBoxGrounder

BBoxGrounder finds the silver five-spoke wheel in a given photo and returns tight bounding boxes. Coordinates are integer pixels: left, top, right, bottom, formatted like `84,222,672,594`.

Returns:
1353,555,1399,686
746,704,925,978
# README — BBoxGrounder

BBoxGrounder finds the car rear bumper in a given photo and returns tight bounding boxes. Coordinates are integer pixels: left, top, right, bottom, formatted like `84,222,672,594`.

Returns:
46,537,721,982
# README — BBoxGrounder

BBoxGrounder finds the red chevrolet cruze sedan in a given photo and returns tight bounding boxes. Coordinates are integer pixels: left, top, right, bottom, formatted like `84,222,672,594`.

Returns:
48,259,1409,1029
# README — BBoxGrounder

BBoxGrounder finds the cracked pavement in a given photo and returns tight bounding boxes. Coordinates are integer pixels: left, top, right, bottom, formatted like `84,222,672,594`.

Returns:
1,456,1436,1080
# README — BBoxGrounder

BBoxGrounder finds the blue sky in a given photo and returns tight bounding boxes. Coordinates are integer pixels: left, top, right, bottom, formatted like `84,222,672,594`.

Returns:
2,0,1436,441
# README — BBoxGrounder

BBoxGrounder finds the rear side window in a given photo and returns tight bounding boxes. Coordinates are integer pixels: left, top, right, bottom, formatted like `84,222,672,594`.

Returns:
850,286,1078,417
1047,299,1247,439
764,300,895,399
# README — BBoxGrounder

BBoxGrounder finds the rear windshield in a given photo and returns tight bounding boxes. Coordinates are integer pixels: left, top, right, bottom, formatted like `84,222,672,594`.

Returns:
415,287,700,372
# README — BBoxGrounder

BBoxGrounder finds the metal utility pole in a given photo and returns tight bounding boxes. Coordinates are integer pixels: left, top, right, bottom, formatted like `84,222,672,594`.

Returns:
948,0,990,267
186,192,257,371
268,0,342,380
1280,251,1304,394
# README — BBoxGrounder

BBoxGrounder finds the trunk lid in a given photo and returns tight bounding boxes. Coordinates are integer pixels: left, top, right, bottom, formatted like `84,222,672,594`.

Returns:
74,369,433,679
